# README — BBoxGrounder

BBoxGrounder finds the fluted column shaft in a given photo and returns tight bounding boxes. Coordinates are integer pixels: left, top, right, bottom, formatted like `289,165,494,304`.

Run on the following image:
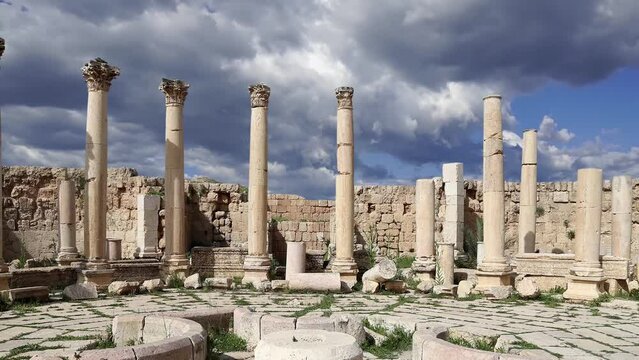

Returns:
518,129,538,253
611,175,632,259
82,58,119,267
161,79,189,266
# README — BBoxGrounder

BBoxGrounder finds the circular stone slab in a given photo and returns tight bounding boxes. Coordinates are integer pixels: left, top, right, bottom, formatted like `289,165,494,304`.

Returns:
254,329,363,360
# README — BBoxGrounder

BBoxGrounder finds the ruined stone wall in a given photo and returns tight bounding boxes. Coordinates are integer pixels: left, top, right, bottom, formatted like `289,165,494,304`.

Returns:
3,166,639,264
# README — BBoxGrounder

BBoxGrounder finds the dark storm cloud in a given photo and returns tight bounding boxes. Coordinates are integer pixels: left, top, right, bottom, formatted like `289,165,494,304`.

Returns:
1,0,639,198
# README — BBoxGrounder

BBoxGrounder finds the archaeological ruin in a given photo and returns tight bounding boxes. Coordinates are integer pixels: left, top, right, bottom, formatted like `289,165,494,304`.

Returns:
1,39,639,360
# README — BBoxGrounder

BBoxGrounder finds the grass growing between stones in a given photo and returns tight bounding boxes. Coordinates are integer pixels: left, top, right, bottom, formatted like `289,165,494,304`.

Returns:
380,295,416,312
511,340,539,350
1,344,64,359
361,323,413,359
166,273,185,289
78,325,116,351
394,255,415,269
291,294,334,317
538,293,564,308
447,335,497,352
208,328,247,360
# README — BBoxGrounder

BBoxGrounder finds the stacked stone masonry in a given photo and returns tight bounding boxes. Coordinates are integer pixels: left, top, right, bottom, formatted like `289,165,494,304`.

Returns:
3,166,639,265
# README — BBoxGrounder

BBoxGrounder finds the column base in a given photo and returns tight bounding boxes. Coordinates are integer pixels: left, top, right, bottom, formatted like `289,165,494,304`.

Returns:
79,268,114,292
0,273,12,291
57,252,81,266
331,258,358,288
412,257,436,281
475,270,514,291
136,248,161,259
162,256,190,279
242,255,271,287
563,267,604,301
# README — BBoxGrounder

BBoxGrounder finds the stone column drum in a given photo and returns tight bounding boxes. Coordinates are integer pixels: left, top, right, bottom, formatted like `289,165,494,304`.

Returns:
285,241,306,280
331,86,358,287
437,243,455,288
476,95,512,291
564,168,604,301
413,179,436,280
242,84,272,286
160,78,190,277
0,36,10,291
442,163,465,258
518,129,538,253
135,194,161,259
79,58,119,289
611,175,632,260
57,176,80,265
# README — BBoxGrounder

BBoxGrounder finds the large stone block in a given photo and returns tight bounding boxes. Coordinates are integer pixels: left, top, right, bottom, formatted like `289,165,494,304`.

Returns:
234,308,264,350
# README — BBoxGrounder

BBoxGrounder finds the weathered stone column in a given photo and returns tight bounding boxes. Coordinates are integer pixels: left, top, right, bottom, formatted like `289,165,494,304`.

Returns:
80,58,119,290
564,168,604,301
476,95,512,291
135,194,161,259
331,86,358,287
0,37,10,290
57,173,80,265
242,84,272,286
437,243,455,288
443,163,465,258
518,129,538,253
285,241,306,280
413,179,436,280
611,175,632,260
160,78,190,277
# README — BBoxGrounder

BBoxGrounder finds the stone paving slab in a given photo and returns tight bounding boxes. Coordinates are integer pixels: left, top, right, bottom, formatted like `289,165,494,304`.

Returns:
1,290,638,359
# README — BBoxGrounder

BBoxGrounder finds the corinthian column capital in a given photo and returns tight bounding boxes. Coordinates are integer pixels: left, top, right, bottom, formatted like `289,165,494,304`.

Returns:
0,37,5,59
249,83,270,108
159,78,190,106
335,86,354,109
82,58,120,92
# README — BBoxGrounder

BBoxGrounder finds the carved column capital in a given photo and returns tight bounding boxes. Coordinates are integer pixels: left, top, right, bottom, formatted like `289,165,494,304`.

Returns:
249,83,270,108
0,37,5,59
81,58,120,92
159,78,190,106
335,86,354,109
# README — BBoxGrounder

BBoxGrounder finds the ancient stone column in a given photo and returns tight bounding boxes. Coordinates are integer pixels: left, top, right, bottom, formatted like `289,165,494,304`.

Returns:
0,37,10,291
564,168,604,301
242,84,272,286
476,95,512,291
611,175,632,260
57,174,80,265
331,86,358,287
80,58,119,290
82,59,118,261
443,163,465,258
285,241,306,280
135,194,161,259
437,243,455,288
518,129,538,253
413,179,436,280
160,78,190,277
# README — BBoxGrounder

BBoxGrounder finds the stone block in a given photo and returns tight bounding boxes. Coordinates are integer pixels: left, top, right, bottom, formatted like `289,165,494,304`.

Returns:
442,162,463,183
456,280,474,299
287,273,341,292
78,348,137,360
515,277,540,299
112,314,144,347
260,314,295,338
362,280,379,294
203,277,232,289
132,337,194,360
108,281,139,295
184,273,201,289
63,283,98,300
234,308,264,350
331,313,366,345
271,280,289,291
140,279,164,293
383,280,406,293
296,315,335,331
0,286,49,303
553,191,570,203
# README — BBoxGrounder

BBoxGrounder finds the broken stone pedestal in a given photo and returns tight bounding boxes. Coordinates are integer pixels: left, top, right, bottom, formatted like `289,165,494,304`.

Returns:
79,267,115,292
254,329,363,360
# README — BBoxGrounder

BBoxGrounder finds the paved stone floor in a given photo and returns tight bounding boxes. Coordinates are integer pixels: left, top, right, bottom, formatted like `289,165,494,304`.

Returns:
1,290,638,359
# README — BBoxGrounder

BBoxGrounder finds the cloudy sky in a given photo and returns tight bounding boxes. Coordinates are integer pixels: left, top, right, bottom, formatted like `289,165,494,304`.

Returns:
1,0,639,199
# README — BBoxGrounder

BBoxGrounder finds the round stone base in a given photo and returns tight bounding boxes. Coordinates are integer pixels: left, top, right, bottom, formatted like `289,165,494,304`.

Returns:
254,329,363,360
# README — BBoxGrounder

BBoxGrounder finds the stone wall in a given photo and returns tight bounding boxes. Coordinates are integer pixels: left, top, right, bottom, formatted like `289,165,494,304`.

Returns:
3,166,639,264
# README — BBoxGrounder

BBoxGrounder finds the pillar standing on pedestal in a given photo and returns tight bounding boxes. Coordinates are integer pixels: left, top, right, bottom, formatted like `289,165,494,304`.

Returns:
413,179,436,280
160,78,190,276
611,175,632,260
331,86,358,287
57,172,80,265
242,84,272,286
518,129,538,253
476,95,512,290
564,169,604,301
82,58,119,269
0,37,11,290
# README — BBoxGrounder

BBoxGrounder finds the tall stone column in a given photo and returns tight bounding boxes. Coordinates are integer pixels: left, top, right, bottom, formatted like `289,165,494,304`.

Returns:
564,168,604,301
518,129,538,253
80,58,119,290
57,172,80,265
476,95,512,291
611,175,632,260
160,78,190,277
0,37,11,290
413,179,436,281
443,163,465,258
242,84,272,286
331,86,358,287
